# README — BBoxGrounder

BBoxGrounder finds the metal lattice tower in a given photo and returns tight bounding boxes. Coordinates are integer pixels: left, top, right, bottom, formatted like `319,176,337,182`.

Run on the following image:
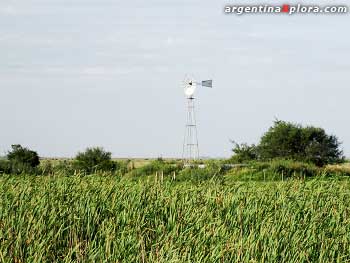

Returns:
182,96,199,163
181,77,212,164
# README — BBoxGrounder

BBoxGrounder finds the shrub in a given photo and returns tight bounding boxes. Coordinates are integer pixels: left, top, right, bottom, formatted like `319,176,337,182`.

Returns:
0,160,11,174
258,120,344,166
231,120,345,167
5,144,40,174
7,144,40,168
74,147,114,174
52,160,76,175
230,141,258,163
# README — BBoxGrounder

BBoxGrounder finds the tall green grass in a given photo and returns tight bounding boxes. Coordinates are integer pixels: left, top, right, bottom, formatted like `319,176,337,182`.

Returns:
226,159,350,181
1,175,350,262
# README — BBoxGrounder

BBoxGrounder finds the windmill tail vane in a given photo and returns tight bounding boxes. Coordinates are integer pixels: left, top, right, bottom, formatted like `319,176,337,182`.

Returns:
201,80,213,88
188,80,213,88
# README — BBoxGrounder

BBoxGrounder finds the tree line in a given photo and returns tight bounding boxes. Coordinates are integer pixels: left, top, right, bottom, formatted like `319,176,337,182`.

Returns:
0,120,346,175
0,146,119,175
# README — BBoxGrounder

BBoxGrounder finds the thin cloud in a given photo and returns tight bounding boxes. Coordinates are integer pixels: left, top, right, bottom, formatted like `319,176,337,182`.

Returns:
0,5,17,15
81,66,141,76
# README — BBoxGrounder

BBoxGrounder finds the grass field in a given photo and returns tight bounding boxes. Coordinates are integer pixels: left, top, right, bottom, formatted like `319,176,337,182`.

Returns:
1,174,350,262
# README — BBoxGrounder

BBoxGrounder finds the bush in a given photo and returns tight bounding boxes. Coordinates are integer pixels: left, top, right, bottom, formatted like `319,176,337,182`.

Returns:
74,147,115,174
51,160,76,175
0,160,11,174
231,120,344,166
4,144,40,174
230,141,258,163
258,120,344,166
7,144,40,168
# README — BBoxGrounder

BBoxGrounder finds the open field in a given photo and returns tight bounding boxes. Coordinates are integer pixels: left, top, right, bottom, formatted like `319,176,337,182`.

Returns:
39,158,180,169
1,174,350,262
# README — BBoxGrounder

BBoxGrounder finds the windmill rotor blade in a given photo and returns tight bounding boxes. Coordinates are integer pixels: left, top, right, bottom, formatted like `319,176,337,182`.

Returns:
201,80,212,88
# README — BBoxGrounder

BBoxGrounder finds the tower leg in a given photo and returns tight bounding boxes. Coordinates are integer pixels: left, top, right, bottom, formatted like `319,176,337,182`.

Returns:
182,97,199,165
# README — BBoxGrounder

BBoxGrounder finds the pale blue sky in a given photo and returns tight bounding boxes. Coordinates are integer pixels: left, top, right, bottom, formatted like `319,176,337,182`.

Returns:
0,0,349,158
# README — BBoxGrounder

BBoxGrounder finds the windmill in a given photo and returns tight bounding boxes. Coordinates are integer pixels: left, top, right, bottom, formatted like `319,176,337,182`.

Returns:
182,76,213,164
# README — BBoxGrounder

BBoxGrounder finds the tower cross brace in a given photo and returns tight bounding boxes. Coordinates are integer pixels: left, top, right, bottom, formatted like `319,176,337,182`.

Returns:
182,96,199,163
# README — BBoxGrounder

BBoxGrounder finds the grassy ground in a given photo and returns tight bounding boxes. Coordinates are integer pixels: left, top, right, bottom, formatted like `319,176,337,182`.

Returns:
1,174,350,262
40,158,182,169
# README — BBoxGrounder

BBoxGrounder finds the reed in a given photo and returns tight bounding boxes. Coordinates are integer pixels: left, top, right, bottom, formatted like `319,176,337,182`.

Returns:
0,175,349,262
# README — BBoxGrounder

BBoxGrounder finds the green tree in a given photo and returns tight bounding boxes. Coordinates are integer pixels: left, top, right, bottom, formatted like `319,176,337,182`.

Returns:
302,126,344,166
5,144,40,174
258,120,344,166
230,141,258,163
74,147,114,173
7,144,40,168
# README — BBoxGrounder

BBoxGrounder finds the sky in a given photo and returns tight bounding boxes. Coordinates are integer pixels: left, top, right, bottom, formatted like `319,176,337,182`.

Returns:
0,0,349,158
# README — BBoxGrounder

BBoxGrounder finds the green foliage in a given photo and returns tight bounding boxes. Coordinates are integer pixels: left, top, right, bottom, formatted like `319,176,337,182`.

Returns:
226,159,350,181
256,159,319,179
177,161,225,183
7,144,40,167
114,160,129,175
4,144,40,174
1,176,350,261
51,160,76,175
74,147,114,174
0,159,11,174
230,141,258,163
38,161,55,176
131,159,181,177
231,120,344,166
259,120,344,166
